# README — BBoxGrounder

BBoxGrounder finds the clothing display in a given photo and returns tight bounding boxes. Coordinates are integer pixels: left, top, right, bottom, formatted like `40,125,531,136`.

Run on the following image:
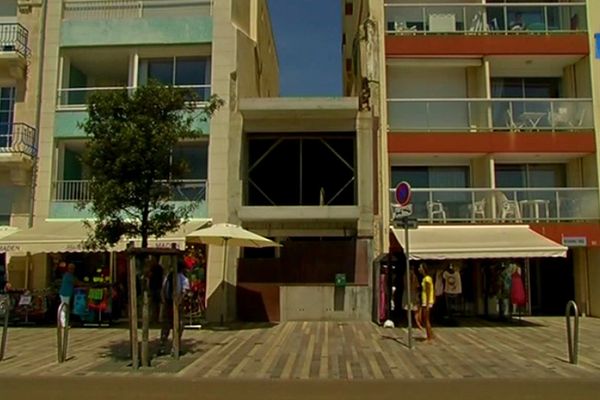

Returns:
443,269,462,295
434,270,444,297
511,269,526,306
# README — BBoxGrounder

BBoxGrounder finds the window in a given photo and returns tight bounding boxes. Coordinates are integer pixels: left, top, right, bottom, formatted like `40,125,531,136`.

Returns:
246,134,356,206
492,78,561,99
391,166,469,188
138,57,211,100
0,87,15,148
495,164,566,188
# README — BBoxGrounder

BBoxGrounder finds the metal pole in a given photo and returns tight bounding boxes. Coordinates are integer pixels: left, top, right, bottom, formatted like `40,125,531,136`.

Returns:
220,239,229,326
172,254,180,360
0,295,9,361
128,255,139,369
404,218,413,349
565,300,579,364
56,302,69,363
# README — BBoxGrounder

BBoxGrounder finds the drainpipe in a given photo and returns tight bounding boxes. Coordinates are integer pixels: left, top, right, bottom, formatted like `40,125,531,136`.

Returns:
27,0,49,229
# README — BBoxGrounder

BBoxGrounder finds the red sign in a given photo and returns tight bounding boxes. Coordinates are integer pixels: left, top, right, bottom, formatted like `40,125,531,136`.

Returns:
395,181,412,206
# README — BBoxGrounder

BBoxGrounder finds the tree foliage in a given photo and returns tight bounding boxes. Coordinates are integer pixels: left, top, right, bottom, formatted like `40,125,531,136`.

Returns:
79,83,223,249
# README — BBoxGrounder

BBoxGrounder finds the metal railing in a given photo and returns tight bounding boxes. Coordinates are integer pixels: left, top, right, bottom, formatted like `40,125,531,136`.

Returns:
53,179,208,202
57,84,212,108
0,123,38,158
387,98,594,132
384,2,587,35
0,23,30,58
388,187,600,224
62,0,213,20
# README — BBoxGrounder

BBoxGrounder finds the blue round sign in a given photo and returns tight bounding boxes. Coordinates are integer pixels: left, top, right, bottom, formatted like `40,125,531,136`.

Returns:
395,181,412,206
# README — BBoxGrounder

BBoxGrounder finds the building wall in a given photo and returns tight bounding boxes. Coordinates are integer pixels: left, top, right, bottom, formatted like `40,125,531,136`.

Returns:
587,0,600,317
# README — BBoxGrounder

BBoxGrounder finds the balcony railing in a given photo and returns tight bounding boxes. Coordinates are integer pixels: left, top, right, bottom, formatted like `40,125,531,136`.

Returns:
387,98,594,132
0,123,37,158
384,2,587,35
53,179,207,202
57,85,212,108
0,23,30,58
62,0,213,20
389,187,599,224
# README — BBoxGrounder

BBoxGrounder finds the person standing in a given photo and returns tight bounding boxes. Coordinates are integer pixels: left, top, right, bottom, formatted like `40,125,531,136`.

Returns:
402,267,423,330
159,261,189,354
59,263,78,306
418,263,435,341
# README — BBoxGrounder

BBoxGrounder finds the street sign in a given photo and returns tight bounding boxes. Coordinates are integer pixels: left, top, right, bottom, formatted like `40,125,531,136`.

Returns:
562,236,587,247
595,33,600,59
395,181,412,206
394,216,418,230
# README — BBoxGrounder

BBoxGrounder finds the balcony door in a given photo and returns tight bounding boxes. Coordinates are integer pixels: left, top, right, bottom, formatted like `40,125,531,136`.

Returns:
138,57,211,100
0,87,15,148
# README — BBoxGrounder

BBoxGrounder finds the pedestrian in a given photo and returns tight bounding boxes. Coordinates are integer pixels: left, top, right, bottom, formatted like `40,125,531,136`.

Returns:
59,263,79,306
402,267,423,330
418,263,435,341
148,260,164,324
159,261,189,355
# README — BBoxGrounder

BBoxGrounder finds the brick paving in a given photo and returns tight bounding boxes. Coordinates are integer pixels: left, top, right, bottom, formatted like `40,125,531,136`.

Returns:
1,317,600,379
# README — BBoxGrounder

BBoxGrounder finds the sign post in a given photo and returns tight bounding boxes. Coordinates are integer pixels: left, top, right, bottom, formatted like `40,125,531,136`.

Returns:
394,182,418,349
0,294,9,361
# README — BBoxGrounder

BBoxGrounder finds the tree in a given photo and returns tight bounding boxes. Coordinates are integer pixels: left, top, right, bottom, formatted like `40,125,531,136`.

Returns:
79,83,223,249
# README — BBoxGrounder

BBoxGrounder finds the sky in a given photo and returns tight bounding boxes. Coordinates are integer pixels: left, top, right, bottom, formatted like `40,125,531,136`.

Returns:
267,0,343,97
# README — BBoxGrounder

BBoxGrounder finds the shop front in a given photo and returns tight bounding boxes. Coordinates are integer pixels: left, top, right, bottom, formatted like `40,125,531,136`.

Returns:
0,220,210,325
377,225,568,325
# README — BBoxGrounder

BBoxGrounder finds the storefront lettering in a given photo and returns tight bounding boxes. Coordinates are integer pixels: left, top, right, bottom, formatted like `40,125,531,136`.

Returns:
0,245,21,252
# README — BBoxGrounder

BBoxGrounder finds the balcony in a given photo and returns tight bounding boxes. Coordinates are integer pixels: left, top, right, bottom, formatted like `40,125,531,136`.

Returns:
50,179,208,218
0,123,37,159
0,123,37,184
387,98,593,132
52,179,207,202
55,85,212,138
57,85,212,109
384,2,586,35
60,0,213,47
389,187,599,224
0,23,29,79
384,2,589,56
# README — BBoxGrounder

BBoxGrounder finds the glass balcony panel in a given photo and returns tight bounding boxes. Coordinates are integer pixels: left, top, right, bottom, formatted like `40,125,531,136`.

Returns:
389,187,599,223
384,2,587,34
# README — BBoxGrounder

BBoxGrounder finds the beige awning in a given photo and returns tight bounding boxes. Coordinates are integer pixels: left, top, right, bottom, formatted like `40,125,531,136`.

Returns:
0,226,19,241
0,220,211,254
390,225,567,260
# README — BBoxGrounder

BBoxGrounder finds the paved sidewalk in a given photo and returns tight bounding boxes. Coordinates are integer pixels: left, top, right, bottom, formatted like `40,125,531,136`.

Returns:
1,317,599,379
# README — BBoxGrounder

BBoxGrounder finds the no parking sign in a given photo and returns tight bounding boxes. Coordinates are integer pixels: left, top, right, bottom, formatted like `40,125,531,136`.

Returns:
596,33,600,59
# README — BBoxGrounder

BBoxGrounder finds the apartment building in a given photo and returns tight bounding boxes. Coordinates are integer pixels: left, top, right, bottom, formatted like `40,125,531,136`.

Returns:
370,0,600,318
0,0,42,280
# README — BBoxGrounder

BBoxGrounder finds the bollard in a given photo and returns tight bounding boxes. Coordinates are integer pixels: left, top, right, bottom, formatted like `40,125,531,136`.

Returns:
56,303,70,363
565,300,579,365
0,295,9,361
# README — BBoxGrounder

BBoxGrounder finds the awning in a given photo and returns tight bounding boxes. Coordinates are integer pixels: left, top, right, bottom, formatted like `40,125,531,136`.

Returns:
0,226,19,241
0,220,211,254
390,225,567,260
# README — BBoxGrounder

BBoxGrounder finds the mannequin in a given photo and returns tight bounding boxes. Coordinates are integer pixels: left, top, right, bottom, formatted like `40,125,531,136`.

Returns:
443,263,462,316
510,263,526,315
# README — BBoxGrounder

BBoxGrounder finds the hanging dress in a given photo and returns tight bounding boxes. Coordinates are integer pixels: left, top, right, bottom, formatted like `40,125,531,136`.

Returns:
510,270,526,306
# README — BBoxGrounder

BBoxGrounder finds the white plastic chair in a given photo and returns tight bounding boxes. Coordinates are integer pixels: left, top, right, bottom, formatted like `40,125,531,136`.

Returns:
505,109,524,132
569,108,587,128
426,201,447,223
495,192,521,222
469,199,486,222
